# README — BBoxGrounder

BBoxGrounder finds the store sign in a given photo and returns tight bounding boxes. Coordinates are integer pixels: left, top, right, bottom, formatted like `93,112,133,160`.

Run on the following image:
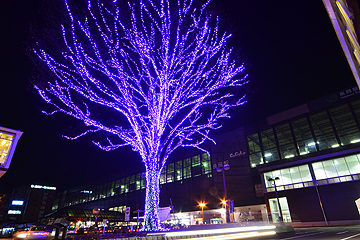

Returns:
8,210,21,215
81,190,92,194
229,151,246,158
31,184,56,190
339,86,360,100
11,200,24,206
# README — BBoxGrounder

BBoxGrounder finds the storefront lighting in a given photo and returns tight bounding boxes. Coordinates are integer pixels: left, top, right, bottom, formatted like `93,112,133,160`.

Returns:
300,152,307,155
350,139,360,143
284,154,294,159
332,144,340,148
264,153,272,157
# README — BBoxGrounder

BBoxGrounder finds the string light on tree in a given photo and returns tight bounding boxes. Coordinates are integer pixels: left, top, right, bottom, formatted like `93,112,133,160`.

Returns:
33,0,247,231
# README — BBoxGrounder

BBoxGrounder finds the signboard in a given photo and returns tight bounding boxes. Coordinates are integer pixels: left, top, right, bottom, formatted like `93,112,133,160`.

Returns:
30,184,56,190
8,210,21,215
11,200,24,205
125,207,130,221
158,207,171,222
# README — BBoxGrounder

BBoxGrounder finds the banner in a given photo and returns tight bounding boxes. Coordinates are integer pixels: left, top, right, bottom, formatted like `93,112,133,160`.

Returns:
158,207,171,222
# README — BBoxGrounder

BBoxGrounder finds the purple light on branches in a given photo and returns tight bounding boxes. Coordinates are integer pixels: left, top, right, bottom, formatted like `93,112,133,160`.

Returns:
33,0,247,231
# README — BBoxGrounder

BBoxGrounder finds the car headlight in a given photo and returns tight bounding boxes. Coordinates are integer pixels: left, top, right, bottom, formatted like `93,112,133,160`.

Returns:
16,233,28,238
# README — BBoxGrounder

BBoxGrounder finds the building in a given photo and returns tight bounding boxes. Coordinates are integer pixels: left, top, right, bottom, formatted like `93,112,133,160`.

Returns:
322,0,360,87
7,185,56,223
250,86,360,225
0,126,23,178
52,85,360,226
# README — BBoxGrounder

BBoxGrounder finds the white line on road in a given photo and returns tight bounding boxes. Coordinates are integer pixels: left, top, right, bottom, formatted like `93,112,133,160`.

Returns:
340,232,360,240
280,231,326,240
337,231,350,235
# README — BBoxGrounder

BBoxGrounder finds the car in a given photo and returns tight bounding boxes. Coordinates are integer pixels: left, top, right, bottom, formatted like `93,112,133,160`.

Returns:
12,226,52,240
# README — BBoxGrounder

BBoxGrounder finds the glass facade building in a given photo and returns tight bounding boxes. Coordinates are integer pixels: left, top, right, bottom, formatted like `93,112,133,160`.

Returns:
250,86,360,224
248,90,360,168
63,153,212,208
55,87,360,225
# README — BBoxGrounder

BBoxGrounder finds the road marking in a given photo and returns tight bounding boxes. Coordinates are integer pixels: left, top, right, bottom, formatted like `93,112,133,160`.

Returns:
280,232,326,239
340,232,360,240
337,231,350,235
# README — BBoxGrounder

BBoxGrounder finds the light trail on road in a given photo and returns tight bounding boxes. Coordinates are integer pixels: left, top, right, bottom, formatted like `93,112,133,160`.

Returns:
340,232,360,240
172,231,276,240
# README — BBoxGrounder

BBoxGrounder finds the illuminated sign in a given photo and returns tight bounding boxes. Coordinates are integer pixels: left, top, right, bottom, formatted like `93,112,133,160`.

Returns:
8,210,21,215
229,151,246,158
81,190,92,194
11,200,24,205
31,184,56,190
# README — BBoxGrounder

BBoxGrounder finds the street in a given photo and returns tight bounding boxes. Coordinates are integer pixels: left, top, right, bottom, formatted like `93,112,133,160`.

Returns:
2,225,360,240
231,225,360,240
167,225,360,240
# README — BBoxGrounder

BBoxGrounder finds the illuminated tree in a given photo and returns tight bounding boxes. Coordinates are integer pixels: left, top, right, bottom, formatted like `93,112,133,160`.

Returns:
33,0,247,231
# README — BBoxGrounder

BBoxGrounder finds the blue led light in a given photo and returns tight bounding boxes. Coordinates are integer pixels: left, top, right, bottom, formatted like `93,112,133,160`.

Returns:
34,0,247,231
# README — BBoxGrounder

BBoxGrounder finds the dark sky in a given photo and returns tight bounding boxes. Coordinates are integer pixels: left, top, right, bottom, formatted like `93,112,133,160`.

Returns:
0,1,356,196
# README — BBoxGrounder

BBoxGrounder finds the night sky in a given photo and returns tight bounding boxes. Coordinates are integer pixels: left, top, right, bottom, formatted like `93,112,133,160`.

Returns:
0,1,356,196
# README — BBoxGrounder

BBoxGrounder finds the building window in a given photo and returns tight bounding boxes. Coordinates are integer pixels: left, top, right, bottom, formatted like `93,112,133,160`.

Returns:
120,178,125,194
136,174,141,190
261,129,280,163
291,117,317,156
183,158,191,179
175,160,182,181
125,177,130,193
130,175,135,191
312,154,360,184
160,166,166,184
351,99,360,124
192,155,201,177
202,153,211,174
0,132,14,167
167,163,174,183
264,165,312,189
141,173,146,189
329,103,360,146
248,133,263,167
309,111,338,150
275,123,297,159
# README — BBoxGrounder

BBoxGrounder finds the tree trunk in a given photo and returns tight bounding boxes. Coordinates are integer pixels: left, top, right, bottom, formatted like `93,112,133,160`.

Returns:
142,165,161,231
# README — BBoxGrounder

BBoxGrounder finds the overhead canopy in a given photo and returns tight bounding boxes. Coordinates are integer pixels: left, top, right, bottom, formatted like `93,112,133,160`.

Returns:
0,221,14,229
43,209,125,222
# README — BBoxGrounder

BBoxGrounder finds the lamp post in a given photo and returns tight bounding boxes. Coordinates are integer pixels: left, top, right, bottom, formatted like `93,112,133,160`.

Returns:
216,163,230,223
199,202,206,224
268,177,284,225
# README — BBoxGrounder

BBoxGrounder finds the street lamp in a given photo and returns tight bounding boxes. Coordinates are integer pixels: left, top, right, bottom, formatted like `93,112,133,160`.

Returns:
216,163,230,223
268,177,284,225
199,202,206,224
